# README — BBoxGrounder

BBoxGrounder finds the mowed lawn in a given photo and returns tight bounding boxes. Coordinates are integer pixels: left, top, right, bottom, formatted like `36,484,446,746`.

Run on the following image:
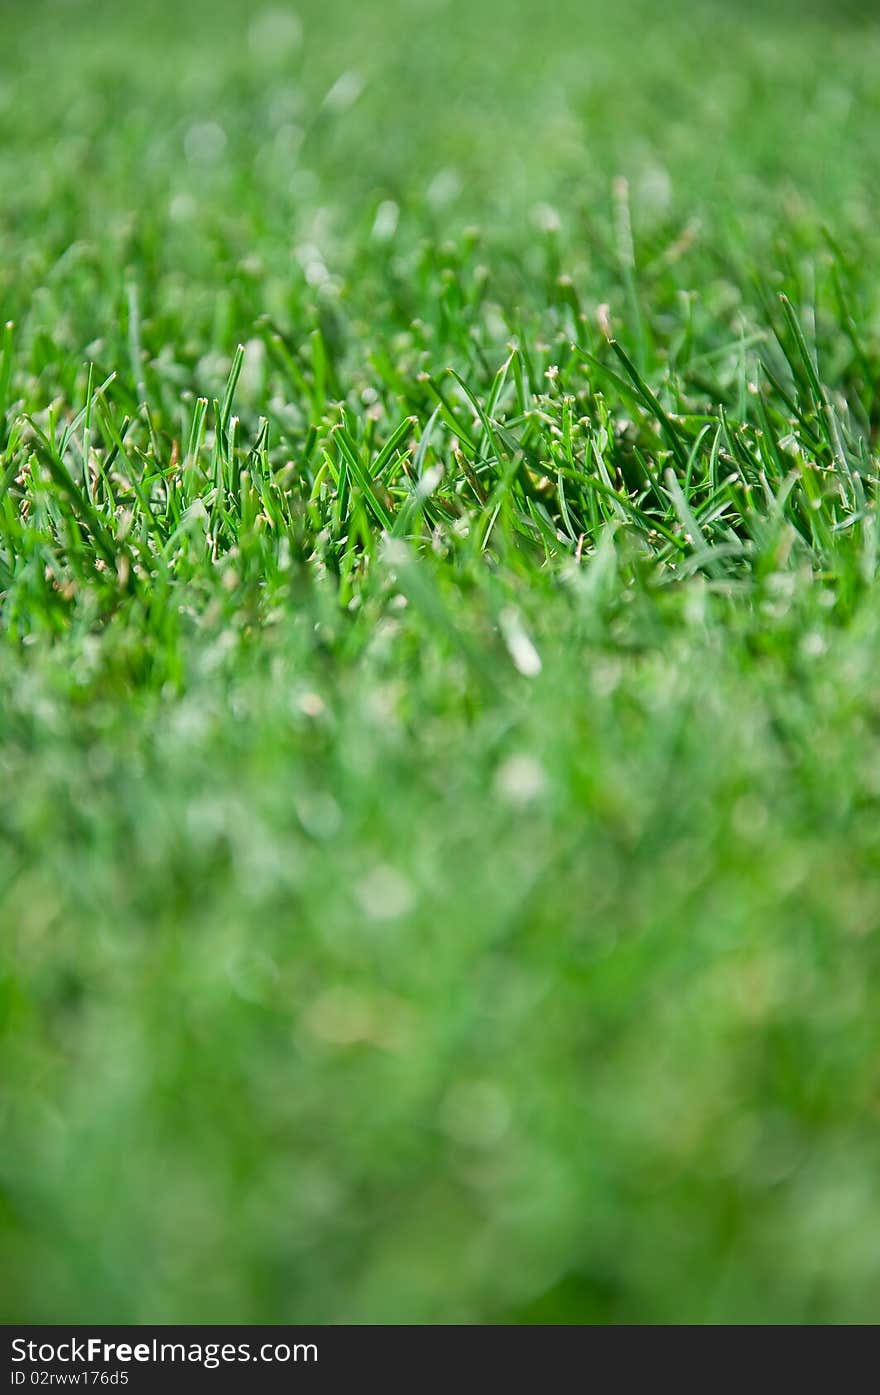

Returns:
3,0,880,1322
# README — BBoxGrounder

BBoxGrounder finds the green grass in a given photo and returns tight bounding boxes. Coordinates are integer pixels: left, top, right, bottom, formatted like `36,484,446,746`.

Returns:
3,0,880,1323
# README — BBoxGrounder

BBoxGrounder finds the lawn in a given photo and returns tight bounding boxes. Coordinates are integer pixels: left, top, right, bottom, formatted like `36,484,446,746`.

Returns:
2,0,880,1323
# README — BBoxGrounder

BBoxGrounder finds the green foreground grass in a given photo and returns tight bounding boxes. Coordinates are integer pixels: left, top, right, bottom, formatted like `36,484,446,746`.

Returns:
3,0,880,1322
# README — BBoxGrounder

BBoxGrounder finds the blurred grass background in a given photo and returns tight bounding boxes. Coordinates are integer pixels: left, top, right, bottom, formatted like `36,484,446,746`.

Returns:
2,0,880,1324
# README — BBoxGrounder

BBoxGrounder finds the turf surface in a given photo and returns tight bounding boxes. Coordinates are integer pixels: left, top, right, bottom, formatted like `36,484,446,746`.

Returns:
3,0,880,1322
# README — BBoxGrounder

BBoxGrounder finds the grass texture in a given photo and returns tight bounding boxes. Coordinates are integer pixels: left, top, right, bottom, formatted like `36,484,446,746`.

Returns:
2,0,880,1322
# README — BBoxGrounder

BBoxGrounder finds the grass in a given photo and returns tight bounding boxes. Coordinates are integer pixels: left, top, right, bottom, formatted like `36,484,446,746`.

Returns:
2,0,880,1323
